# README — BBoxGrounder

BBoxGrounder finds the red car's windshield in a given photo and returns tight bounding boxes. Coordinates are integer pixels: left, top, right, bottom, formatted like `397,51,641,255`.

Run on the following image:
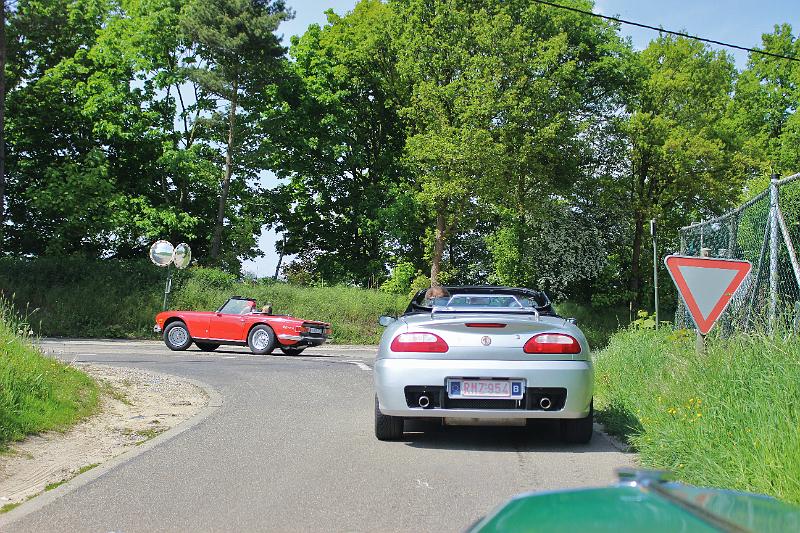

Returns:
217,299,255,315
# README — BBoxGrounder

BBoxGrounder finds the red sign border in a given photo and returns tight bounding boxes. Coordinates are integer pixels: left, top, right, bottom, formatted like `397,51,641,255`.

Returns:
664,255,752,335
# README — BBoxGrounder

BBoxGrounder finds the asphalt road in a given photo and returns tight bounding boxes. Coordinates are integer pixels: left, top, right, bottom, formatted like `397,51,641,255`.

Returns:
5,339,635,533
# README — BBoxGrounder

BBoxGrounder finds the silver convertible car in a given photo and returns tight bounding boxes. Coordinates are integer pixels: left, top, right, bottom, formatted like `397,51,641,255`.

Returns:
374,286,593,443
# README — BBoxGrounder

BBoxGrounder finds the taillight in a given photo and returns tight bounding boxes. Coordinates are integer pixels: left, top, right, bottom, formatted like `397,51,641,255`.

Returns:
523,333,581,354
390,332,449,353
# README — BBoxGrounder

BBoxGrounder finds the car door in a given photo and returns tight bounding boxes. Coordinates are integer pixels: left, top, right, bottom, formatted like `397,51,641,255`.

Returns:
208,311,249,341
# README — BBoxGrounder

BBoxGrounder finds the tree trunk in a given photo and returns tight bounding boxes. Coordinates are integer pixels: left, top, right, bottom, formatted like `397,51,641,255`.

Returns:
629,210,645,310
0,1,6,239
210,75,239,261
273,236,285,280
430,207,446,286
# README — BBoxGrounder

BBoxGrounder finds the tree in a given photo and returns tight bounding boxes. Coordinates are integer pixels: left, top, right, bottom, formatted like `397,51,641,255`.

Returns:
266,1,409,285
622,36,740,306
180,0,291,264
731,24,800,182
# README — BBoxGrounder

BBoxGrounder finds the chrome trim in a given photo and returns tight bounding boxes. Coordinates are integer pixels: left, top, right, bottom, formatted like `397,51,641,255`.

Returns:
278,334,302,340
153,324,162,333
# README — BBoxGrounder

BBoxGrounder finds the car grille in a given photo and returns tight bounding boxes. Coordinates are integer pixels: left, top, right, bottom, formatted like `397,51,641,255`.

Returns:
403,386,567,411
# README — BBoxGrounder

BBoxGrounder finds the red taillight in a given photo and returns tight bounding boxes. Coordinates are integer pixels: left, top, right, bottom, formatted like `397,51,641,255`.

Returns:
523,333,581,354
464,323,507,328
390,332,449,353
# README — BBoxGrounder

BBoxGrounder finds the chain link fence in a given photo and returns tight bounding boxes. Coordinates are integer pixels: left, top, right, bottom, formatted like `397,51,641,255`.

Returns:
676,172,800,335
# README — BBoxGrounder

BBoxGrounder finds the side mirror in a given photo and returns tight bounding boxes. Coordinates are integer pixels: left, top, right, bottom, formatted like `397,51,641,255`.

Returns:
378,316,396,327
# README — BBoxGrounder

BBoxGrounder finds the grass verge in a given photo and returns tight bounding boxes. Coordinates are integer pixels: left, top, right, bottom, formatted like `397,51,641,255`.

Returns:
0,299,100,448
0,257,408,344
594,327,800,503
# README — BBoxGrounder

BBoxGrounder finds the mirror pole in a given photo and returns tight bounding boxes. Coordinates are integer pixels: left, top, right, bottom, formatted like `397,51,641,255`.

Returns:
163,263,173,311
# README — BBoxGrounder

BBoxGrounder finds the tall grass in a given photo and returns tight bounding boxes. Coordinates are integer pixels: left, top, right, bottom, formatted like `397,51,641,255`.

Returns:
594,327,800,503
0,258,408,344
0,298,99,447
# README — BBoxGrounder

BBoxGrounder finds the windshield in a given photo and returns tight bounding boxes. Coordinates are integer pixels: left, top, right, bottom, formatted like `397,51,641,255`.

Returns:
218,299,256,315
404,286,555,316
444,295,534,308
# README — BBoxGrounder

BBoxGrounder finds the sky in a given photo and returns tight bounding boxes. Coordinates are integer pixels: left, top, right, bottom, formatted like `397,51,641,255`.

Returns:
242,0,800,278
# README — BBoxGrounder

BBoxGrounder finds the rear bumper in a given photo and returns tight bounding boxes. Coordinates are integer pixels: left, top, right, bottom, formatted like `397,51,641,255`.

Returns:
374,358,593,419
277,333,329,347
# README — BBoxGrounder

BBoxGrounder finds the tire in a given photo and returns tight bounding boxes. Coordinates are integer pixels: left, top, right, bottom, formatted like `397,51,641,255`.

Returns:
163,321,192,351
280,346,306,356
196,342,220,352
374,395,404,441
247,324,276,355
561,400,594,444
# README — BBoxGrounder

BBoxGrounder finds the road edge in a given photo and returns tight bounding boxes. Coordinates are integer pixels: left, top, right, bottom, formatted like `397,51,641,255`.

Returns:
0,372,224,528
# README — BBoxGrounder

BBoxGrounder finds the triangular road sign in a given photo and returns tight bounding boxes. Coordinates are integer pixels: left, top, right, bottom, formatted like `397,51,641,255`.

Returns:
664,255,752,335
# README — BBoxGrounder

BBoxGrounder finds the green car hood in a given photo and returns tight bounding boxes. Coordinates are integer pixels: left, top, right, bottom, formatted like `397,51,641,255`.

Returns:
471,473,800,533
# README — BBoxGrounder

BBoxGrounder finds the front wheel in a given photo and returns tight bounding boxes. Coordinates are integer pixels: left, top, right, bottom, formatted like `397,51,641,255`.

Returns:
163,321,192,351
195,342,220,352
247,325,276,355
280,346,306,356
561,401,593,444
374,395,404,441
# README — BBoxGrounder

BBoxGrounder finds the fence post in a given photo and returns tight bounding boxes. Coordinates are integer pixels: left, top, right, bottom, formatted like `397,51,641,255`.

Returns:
676,232,687,329
769,175,780,335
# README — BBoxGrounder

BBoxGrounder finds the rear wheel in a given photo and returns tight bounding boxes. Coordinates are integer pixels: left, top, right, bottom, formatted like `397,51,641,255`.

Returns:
561,401,593,444
374,395,404,441
247,325,276,355
163,321,192,351
195,342,220,352
280,346,306,356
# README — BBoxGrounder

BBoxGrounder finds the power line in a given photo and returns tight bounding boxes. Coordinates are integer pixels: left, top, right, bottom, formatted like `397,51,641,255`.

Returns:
530,0,800,63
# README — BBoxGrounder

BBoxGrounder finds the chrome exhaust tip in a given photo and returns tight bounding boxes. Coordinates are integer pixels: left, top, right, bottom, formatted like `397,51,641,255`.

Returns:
539,397,552,410
418,395,430,408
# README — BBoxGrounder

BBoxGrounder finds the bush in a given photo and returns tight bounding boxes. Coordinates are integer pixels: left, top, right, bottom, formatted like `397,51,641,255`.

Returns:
0,298,99,447
594,327,800,503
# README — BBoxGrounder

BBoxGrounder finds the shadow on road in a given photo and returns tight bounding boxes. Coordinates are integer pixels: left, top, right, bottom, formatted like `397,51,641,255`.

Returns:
401,420,626,454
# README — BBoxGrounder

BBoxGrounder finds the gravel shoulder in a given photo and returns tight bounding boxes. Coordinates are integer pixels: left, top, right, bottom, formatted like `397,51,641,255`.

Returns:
0,363,208,510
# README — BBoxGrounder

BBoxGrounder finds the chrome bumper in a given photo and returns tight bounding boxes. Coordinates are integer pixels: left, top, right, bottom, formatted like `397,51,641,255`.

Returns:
153,324,162,333
374,358,593,419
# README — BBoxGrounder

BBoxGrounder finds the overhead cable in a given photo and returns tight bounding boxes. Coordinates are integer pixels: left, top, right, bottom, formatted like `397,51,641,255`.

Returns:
530,0,800,63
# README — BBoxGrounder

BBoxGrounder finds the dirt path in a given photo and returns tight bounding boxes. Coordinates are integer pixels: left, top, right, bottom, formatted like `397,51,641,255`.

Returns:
0,364,208,509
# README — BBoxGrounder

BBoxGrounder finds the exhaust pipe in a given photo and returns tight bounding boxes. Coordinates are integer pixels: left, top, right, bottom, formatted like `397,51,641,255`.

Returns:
539,397,552,410
418,395,430,408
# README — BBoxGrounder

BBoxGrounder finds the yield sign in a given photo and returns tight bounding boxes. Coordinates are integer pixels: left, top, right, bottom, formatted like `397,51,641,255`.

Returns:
664,255,752,335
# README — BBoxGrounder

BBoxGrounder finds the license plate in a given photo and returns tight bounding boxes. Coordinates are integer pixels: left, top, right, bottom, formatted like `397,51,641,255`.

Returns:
447,379,524,399
308,327,322,334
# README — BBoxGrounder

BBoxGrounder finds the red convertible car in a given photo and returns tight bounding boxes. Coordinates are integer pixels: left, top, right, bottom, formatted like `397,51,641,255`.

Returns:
153,296,332,355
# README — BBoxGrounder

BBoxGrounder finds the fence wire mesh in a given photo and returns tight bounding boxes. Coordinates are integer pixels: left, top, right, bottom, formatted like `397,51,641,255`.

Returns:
676,173,800,334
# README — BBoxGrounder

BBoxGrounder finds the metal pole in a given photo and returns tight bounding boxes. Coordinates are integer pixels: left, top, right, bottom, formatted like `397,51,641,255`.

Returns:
651,219,659,329
163,263,173,311
770,175,780,335
697,246,709,353
677,232,687,329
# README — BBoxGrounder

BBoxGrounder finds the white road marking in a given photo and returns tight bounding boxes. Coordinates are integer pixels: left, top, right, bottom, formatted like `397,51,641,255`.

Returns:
76,353,98,356
415,479,432,489
344,360,372,371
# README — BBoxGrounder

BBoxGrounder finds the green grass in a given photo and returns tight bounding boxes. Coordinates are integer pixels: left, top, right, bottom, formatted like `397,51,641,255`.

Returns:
0,298,100,447
555,301,629,349
594,327,800,503
0,257,408,344
1,502,22,514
